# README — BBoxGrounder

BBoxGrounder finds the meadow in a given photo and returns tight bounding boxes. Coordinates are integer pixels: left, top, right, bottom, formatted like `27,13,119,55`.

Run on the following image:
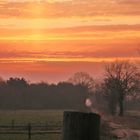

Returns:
0,110,139,140
0,110,63,140
0,110,63,125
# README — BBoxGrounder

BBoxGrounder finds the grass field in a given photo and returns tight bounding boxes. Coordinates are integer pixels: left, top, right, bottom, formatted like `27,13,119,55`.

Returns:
0,110,63,125
112,110,140,130
0,134,62,140
0,110,64,140
0,109,139,140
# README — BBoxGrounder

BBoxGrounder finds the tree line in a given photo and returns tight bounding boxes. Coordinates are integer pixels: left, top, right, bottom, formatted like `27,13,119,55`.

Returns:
0,61,140,116
0,78,88,110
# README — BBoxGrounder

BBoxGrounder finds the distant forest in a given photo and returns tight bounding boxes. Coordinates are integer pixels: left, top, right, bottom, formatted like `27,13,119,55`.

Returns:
0,77,88,110
0,61,140,115
0,75,139,112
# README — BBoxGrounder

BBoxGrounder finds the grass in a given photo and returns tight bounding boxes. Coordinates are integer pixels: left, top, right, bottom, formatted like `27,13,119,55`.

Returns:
112,110,140,130
0,134,62,140
0,110,63,140
126,110,140,117
0,110,63,125
0,109,139,140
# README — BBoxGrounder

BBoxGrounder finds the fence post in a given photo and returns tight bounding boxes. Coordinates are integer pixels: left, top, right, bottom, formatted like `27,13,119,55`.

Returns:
28,123,31,139
63,111,100,140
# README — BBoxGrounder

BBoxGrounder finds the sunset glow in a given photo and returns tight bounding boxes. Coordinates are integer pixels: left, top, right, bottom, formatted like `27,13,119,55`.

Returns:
0,0,140,82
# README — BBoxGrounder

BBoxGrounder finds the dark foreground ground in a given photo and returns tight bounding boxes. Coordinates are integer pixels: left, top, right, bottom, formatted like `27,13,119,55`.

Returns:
0,110,139,140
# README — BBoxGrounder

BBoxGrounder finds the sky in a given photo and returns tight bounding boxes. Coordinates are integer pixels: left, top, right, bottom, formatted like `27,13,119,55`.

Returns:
0,0,140,83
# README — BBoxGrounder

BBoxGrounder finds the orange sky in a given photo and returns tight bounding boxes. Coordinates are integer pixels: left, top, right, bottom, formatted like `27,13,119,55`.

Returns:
0,0,140,83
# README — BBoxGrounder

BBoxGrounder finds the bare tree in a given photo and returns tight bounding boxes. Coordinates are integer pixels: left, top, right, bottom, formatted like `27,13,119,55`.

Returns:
68,72,95,93
68,72,95,112
104,61,140,116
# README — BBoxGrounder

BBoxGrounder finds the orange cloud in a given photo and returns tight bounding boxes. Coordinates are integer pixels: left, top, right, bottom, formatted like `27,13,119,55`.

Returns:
0,0,140,82
1,0,140,18
0,38,140,58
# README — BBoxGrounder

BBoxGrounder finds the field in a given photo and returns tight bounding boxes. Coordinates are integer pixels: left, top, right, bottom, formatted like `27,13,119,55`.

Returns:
113,110,140,130
0,110,140,140
101,110,140,140
0,110,64,140
0,110,63,125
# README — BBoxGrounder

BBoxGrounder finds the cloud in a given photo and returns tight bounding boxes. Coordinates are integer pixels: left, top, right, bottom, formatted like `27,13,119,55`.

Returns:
0,44,139,60
0,0,140,18
117,0,140,4
1,16,140,30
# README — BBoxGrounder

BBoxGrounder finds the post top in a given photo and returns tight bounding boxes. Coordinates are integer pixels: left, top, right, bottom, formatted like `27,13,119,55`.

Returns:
64,111,100,119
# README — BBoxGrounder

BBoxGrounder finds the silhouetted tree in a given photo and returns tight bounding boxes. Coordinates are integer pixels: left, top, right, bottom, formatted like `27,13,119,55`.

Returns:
104,61,140,116
68,72,95,112
7,77,28,88
68,72,94,93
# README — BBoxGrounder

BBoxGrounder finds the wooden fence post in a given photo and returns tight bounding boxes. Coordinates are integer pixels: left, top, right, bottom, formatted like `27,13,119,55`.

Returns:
28,123,31,139
63,111,100,140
